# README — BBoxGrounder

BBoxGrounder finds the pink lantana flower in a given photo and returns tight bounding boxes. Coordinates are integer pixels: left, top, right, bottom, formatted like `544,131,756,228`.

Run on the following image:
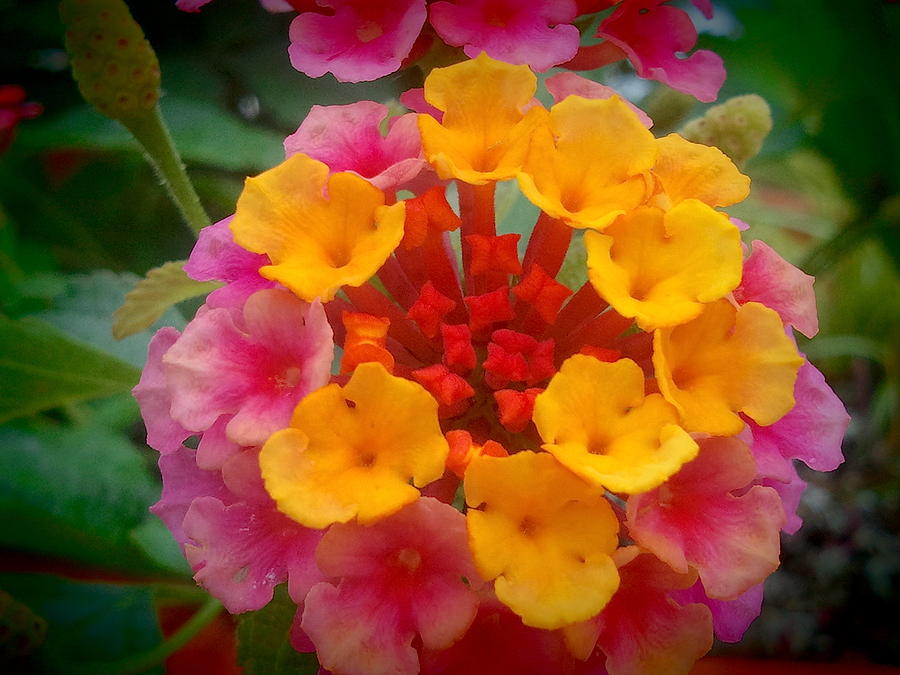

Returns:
429,0,580,72
734,239,819,338
597,0,726,102
0,85,42,155
133,326,190,455
591,552,713,675
746,361,849,482
627,437,786,600
284,101,428,193
671,580,765,644
163,288,333,447
183,217,275,310
183,447,325,614
301,498,482,675
288,0,428,82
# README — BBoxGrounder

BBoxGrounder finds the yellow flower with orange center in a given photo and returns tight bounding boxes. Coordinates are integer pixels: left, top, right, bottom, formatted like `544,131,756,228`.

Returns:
533,355,698,494
585,200,743,330
260,362,449,529
653,299,804,435
464,451,620,630
418,52,548,184
517,95,657,230
230,153,405,302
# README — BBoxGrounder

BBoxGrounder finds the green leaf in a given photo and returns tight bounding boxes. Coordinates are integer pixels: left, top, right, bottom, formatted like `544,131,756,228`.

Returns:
33,271,187,369
113,261,218,340
237,585,319,675
20,96,284,172
0,573,162,674
0,315,140,423
0,423,178,575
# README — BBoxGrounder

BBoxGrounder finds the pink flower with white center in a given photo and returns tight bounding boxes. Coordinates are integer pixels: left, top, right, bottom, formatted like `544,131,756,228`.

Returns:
734,239,819,338
183,217,276,310
429,0,580,72
163,288,333,447
284,101,428,193
288,0,428,83
627,436,785,600
301,498,482,675
597,0,726,102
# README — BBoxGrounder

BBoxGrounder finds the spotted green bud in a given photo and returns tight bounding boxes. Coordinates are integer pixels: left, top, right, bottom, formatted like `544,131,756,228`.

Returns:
681,94,773,167
60,0,160,121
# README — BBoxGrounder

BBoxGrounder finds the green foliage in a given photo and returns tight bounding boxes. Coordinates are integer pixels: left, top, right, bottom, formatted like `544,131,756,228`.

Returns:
0,418,184,575
0,574,163,674
0,316,139,424
112,261,218,340
237,585,320,675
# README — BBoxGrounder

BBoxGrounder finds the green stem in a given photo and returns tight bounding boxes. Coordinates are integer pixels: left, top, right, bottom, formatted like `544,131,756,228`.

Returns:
70,596,222,675
123,106,210,236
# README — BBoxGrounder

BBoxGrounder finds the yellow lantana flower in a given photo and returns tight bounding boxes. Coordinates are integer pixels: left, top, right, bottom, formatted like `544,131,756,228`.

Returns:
533,355,698,494
260,362,448,529
230,153,405,302
517,95,657,230
418,52,547,184
585,200,743,330
651,133,750,210
465,451,620,630
653,299,804,436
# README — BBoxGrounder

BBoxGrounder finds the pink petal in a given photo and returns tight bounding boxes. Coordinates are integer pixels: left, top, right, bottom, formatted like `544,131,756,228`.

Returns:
734,239,819,338
748,361,848,474
221,446,271,505
184,217,275,310
691,0,714,20
284,102,427,192
672,580,763,643
150,446,232,550
595,553,713,675
164,289,333,446
304,499,480,674
133,327,190,454
761,462,807,535
429,0,580,72
399,87,443,121
195,415,241,470
288,0,428,83
183,496,323,613
545,72,653,128
175,0,214,11
627,437,786,600
597,0,725,102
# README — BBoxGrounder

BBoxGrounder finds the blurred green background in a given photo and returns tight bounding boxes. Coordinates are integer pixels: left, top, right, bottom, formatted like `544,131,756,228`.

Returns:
0,0,897,671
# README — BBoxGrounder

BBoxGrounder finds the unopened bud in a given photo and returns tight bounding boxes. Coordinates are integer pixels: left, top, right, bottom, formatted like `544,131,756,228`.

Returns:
60,0,161,121
681,94,773,166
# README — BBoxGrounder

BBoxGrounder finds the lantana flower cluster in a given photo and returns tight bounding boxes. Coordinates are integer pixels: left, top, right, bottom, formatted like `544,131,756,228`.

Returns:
176,0,724,101
138,54,849,674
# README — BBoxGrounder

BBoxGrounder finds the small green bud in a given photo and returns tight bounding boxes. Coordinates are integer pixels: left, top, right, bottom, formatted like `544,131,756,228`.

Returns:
60,0,161,121
681,94,773,166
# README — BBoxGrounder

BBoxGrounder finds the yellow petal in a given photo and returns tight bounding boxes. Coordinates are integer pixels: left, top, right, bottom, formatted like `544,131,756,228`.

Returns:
517,95,656,230
465,451,620,629
586,200,742,330
419,53,546,184
653,300,804,435
533,355,698,494
652,134,750,208
230,153,405,302
260,362,448,528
